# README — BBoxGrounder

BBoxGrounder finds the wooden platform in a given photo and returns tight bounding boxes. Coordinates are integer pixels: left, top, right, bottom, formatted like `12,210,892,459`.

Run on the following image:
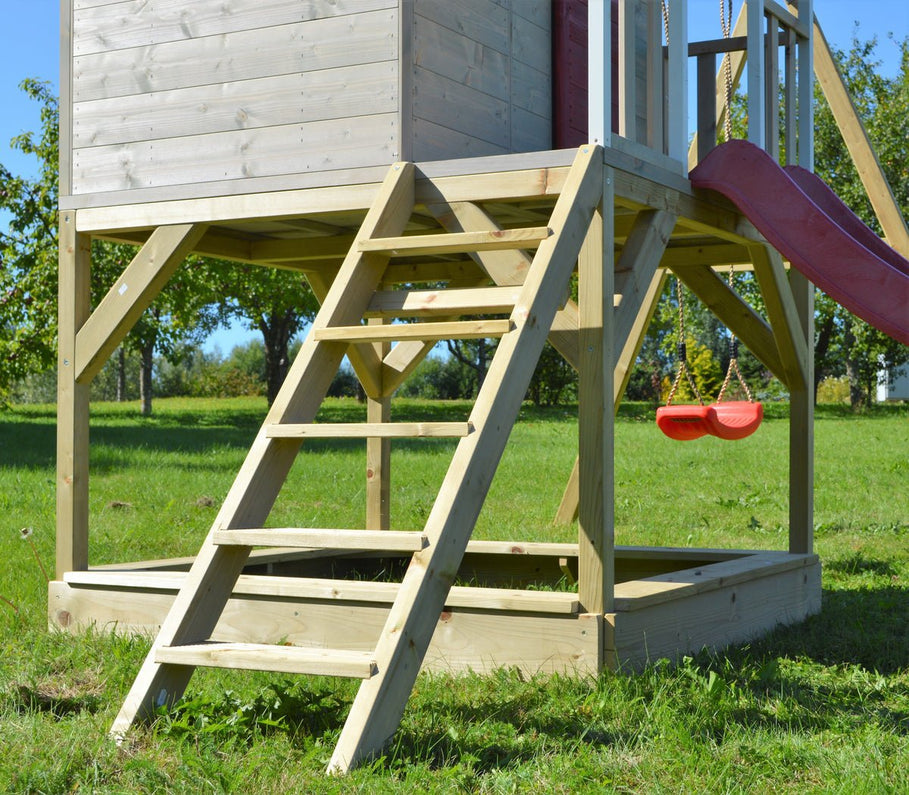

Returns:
50,544,821,673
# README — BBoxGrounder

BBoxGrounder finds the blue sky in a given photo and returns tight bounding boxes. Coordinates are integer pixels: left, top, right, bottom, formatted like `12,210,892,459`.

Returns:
1,0,906,353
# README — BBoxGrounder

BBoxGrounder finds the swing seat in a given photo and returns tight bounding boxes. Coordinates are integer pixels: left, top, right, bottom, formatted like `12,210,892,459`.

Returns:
655,404,713,440
706,401,763,440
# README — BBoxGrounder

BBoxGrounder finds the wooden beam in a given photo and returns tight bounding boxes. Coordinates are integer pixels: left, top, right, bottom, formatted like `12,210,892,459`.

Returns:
155,643,378,678
365,319,391,532
749,243,808,389
266,422,471,439
74,224,208,382
211,529,428,552
577,184,614,617
812,17,909,256
380,340,435,397
674,264,786,382
366,286,521,318
313,319,513,343
788,268,814,555
56,214,91,576
358,227,551,257
554,210,676,527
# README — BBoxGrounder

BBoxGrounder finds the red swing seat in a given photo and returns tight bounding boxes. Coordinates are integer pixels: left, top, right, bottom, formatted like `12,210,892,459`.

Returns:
655,404,713,440
706,401,763,440
656,401,763,441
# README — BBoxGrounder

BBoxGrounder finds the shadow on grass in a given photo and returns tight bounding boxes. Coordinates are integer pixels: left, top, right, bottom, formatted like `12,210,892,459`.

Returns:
758,584,909,674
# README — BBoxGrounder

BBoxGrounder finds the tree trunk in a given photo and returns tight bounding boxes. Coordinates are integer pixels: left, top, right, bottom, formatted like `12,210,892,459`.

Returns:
139,342,154,416
116,347,127,402
260,311,295,406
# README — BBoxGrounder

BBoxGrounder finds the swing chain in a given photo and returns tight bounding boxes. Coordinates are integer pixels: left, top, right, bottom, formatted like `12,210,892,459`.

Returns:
666,278,704,406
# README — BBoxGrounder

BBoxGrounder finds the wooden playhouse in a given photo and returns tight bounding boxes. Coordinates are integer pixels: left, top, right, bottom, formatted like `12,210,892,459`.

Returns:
51,0,908,774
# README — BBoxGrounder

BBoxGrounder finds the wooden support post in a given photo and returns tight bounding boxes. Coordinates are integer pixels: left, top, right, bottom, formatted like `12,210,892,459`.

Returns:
577,173,614,617
56,213,91,576
665,0,688,162
618,0,636,141
588,0,612,145
797,0,814,171
784,27,797,161
746,0,766,149
697,52,718,163
366,319,391,531
788,268,814,555
765,13,780,161
555,210,675,527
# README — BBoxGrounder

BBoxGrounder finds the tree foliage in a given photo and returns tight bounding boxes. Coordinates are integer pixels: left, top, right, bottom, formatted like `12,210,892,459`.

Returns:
0,81,222,411
812,34,909,407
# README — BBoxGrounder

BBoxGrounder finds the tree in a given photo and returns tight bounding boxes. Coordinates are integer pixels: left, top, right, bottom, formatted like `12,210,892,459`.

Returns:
202,264,319,405
0,81,223,411
812,34,909,407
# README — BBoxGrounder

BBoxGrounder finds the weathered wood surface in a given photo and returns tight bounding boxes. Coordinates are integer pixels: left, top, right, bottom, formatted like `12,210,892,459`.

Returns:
67,0,553,200
155,642,379,678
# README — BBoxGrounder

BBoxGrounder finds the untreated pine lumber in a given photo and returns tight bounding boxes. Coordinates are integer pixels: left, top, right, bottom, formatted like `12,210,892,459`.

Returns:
358,227,552,256
265,422,472,438
313,319,513,343
155,643,378,678
366,286,521,317
211,528,429,552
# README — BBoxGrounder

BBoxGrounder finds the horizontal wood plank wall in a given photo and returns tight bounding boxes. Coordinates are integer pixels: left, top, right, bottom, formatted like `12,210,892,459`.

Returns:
511,3,553,153
410,0,551,162
69,0,400,197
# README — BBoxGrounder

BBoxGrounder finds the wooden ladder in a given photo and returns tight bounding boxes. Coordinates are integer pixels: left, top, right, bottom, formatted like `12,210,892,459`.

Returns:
111,146,604,774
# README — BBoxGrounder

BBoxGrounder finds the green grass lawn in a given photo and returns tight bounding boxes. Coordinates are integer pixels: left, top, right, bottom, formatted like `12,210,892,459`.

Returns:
1,397,907,792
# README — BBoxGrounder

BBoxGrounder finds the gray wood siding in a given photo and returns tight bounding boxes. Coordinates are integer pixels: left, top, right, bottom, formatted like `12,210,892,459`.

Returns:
72,9,399,103
64,0,553,204
71,0,395,54
70,1,401,196
72,114,400,193
410,0,550,162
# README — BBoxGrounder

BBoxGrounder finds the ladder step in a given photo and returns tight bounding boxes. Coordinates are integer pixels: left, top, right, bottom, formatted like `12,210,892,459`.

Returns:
266,421,473,439
155,642,377,678
313,319,512,343
366,286,522,318
358,227,551,256
212,528,429,552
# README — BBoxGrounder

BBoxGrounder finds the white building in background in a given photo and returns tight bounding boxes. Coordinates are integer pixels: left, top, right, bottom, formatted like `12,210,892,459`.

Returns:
877,364,909,401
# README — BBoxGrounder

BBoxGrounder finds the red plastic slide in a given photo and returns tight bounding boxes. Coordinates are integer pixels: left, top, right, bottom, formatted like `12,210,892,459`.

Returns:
689,140,909,345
